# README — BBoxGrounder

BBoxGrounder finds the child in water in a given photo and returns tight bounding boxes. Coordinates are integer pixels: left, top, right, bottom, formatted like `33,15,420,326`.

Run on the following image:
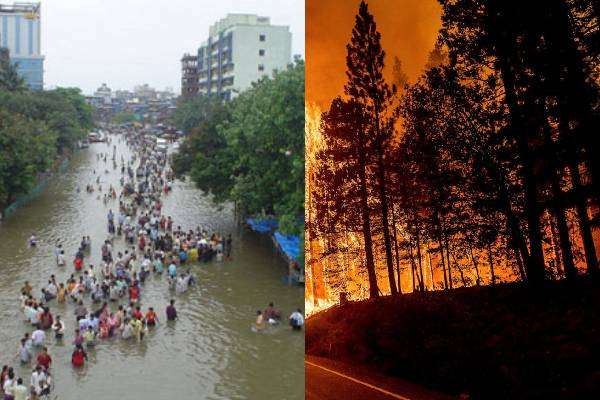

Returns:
28,233,38,247
254,310,265,331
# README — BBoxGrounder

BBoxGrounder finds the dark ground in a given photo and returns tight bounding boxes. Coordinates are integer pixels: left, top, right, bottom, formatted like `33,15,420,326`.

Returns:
306,278,600,399
306,355,454,400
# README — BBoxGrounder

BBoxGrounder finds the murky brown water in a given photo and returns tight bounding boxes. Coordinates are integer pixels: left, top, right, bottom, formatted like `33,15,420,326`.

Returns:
0,138,304,399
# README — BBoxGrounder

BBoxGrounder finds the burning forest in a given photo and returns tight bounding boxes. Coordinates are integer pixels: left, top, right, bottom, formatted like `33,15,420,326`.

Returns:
305,0,600,398
306,0,600,313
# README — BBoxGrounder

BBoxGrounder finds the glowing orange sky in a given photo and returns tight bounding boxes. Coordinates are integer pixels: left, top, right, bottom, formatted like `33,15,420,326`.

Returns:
306,0,442,110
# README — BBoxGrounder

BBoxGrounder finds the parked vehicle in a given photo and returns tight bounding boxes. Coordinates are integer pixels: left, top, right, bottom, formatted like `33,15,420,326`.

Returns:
156,138,169,153
88,132,106,142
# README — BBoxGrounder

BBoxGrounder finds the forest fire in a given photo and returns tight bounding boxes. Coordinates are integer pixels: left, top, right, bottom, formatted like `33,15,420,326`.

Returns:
306,0,600,317
305,103,331,316
306,102,393,316
306,103,373,316
306,0,600,398
305,0,445,316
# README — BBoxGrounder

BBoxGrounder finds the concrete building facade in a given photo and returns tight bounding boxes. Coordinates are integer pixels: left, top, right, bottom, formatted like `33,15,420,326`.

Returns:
0,2,43,90
194,14,292,100
181,53,199,99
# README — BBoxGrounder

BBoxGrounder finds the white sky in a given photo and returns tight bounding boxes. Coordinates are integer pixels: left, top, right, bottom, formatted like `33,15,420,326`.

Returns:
40,0,305,94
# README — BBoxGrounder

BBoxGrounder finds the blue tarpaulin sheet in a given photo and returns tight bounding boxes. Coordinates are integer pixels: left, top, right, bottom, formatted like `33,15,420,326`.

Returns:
246,218,278,233
273,231,300,262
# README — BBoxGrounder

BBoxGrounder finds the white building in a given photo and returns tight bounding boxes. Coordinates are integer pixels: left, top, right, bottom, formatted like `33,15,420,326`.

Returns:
0,2,43,90
134,83,157,101
196,14,292,100
94,83,112,105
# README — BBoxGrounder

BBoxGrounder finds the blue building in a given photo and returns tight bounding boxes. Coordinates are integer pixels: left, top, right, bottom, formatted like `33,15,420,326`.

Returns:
0,2,44,90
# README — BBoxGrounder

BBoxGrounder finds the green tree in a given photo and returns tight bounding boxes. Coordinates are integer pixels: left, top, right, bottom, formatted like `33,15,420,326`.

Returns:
0,110,55,206
0,58,26,92
172,60,305,236
221,61,304,234
0,86,91,210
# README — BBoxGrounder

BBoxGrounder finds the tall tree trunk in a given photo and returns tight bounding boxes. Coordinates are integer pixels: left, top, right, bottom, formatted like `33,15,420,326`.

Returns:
391,203,402,292
498,174,530,281
438,236,449,290
307,176,321,307
550,164,577,280
542,120,577,280
374,131,397,295
469,245,481,286
435,211,450,289
415,228,425,292
309,239,320,306
517,135,546,283
408,240,417,292
458,267,467,287
448,252,467,286
547,213,564,278
569,163,599,278
506,210,529,280
495,45,546,285
357,128,379,298
548,83,598,278
487,242,496,285
551,0,600,200
444,234,454,289
344,230,351,292
427,243,435,290
513,243,526,282
544,0,599,277
485,119,531,281
488,3,547,282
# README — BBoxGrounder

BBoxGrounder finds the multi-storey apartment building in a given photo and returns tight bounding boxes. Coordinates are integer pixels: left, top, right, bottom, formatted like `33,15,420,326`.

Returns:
193,14,292,100
181,53,199,99
0,2,43,90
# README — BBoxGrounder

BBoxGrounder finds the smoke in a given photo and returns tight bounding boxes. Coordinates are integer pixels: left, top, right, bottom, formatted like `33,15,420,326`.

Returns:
306,0,442,109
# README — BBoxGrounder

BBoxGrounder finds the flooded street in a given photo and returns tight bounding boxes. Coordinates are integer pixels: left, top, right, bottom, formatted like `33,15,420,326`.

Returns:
0,138,304,400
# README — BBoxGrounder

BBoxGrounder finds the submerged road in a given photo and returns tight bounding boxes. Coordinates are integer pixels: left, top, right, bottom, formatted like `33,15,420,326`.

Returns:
0,137,304,400
305,356,455,400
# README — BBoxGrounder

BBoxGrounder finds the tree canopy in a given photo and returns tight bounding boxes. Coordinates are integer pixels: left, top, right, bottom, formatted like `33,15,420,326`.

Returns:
0,57,26,92
172,60,305,236
0,85,92,209
308,0,600,302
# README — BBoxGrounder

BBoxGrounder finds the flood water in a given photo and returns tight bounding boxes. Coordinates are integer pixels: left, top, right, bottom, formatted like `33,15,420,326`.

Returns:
0,138,304,399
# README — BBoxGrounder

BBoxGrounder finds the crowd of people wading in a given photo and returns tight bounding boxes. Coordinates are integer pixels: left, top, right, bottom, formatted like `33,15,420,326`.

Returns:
1,128,302,399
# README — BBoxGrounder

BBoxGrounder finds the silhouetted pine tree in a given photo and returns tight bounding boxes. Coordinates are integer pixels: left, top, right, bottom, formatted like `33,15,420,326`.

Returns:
345,1,399,295
315,97,381,299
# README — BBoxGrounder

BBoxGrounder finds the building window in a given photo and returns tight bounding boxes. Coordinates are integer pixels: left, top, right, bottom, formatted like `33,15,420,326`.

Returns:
259,34,266,42
259,49,265,56
258,64,265,72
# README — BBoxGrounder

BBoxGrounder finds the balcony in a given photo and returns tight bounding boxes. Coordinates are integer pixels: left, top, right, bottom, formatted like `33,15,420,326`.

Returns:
221,63,235,75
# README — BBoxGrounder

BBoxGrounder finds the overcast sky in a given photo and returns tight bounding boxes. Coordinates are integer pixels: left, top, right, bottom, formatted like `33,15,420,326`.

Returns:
40,0,304,94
